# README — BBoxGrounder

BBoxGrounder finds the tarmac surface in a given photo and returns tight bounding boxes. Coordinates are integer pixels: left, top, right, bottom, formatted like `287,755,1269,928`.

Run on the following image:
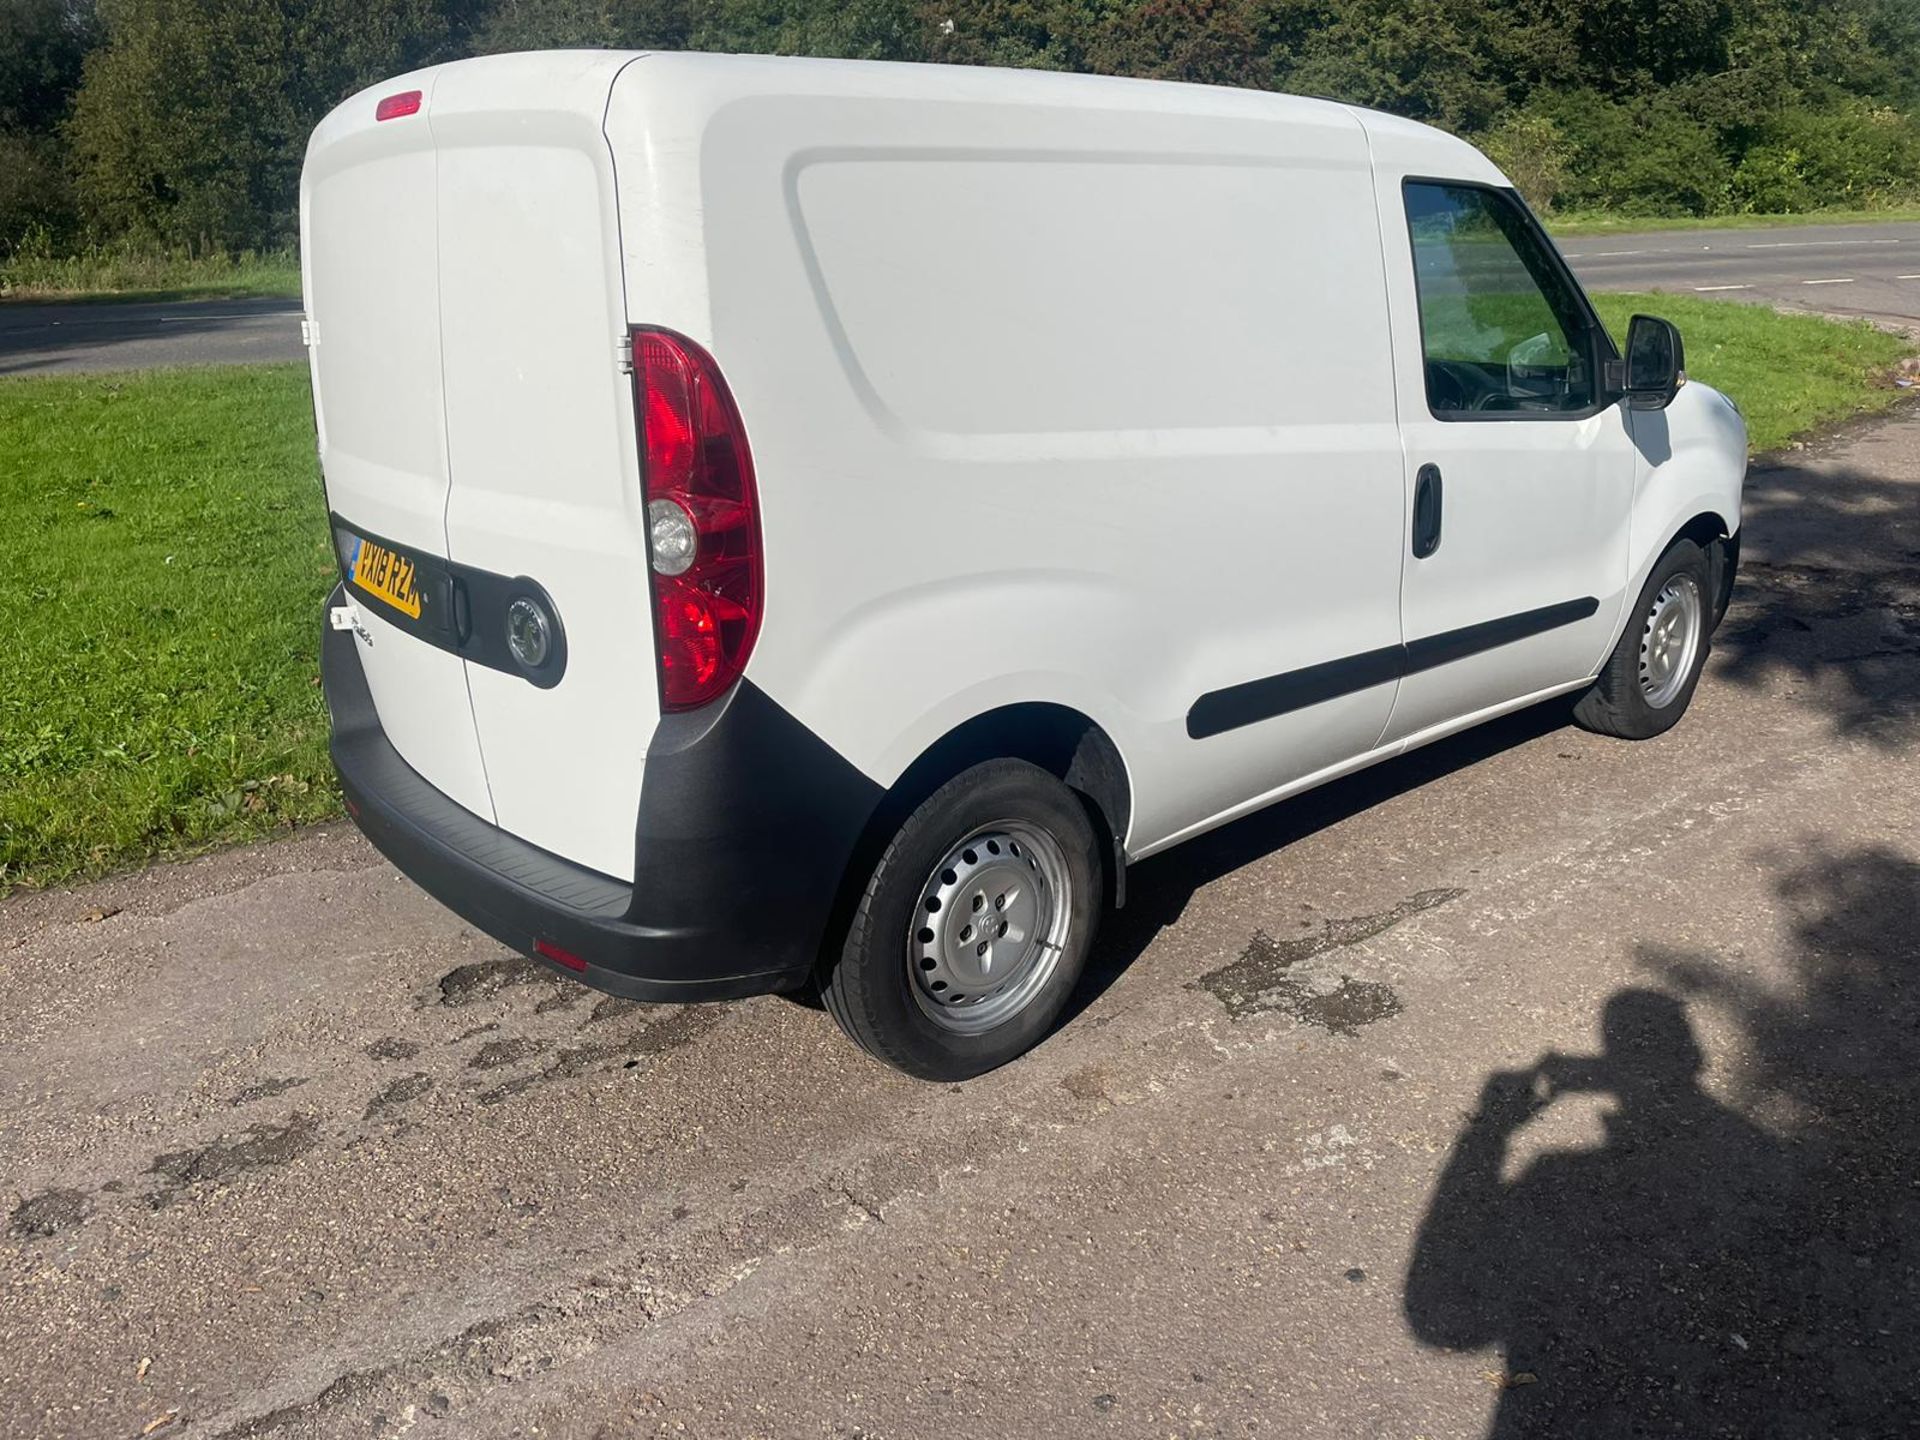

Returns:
4,400,1918,1435
0,296,302,376
1560,220,1920,324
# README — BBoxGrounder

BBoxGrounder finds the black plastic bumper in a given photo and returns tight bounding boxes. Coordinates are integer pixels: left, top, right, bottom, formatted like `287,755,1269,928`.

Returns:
322,585,880,1003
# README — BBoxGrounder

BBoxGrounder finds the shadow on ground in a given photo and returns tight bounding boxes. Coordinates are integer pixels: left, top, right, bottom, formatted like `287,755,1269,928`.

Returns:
1067,697,1571,1026
1718,435,1920,744
1405,841,1920,1437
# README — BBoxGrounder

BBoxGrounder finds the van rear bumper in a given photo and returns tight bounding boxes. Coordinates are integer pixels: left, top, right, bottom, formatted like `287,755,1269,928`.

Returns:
321,585,880,1004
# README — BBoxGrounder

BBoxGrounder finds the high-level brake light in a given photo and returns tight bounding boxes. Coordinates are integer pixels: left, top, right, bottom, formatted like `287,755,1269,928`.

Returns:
375,90,422,122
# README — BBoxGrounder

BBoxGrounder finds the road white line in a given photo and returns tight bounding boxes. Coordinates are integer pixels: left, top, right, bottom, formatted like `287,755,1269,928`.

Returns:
1801,277,1856,285
1748,239,1904,249
156,313,302,323
1693,284,1752,292
1588,249,1647,257
1898,274,1920,280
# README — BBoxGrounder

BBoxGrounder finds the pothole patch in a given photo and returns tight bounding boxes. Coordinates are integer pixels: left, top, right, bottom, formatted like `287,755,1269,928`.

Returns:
1194,888,1463,1031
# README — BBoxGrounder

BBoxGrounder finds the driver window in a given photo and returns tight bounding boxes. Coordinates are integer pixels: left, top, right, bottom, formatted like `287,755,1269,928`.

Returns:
1405,182,1596,416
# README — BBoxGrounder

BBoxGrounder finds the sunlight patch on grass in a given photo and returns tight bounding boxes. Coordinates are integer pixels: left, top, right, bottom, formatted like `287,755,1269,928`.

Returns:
0,365,334,891
1592,292,1915,453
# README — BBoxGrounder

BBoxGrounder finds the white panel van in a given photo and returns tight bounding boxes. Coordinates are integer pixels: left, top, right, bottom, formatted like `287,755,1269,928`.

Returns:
304,52,1745,1080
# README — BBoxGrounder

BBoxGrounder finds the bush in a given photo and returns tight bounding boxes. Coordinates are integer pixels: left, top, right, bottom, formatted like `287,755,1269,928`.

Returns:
0,131,77,256
0,239,298,298
1732,103,1920,212
1539,90,1732,215
1479,110,1570,212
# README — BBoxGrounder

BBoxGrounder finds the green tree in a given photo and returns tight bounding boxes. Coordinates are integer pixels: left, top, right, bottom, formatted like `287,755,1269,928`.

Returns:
1480,108,1569,211
918,1,1090,72
473,0,689,53
65,0,470,250
1280,0,1507,131
692,0,925,60
1572,0,1733,89
1083,0,1266,88
34,0,1920,255
1,0,98,131
0,0,98,251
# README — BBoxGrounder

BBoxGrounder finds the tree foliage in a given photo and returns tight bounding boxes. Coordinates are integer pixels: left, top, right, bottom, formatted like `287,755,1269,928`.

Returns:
4,0,1920,256
61,0,471,251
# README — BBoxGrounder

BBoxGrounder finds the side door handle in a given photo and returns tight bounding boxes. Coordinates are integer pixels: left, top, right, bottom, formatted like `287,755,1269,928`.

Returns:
1412,463,1444,559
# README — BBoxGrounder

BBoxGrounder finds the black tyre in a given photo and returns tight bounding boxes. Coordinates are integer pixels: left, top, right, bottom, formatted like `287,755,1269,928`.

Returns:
1573,538,1712,740
821,759,1102,1081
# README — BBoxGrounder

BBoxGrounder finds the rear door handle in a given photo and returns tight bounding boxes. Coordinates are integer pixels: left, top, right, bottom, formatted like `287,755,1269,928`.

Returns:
1412,463,1443,559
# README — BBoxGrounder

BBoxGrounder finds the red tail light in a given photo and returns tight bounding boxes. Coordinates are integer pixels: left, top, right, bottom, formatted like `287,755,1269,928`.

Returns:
630,329,763,711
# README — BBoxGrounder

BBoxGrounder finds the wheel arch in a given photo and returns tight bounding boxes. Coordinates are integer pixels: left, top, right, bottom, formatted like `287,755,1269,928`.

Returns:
1672,508,1730,550
889,703,1133,861
1662,509,1740,630
884,704,1131,896
814,704,1135,981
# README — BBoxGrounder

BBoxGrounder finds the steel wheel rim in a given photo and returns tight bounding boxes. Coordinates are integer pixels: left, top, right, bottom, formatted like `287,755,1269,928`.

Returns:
1639,574,1703,709
908,820,1073,1034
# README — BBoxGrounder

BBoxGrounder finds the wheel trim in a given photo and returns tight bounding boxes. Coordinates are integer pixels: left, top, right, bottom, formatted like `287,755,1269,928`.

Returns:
908,820,1073,1034
1639,574,1703,709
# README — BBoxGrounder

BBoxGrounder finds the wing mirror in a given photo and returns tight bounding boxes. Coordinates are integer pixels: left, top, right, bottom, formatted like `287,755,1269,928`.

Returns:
1620,314,1685,410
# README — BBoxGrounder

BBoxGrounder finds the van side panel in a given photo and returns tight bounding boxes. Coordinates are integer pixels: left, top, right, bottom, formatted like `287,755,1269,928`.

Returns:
606,58,1409,856
434,53,657,881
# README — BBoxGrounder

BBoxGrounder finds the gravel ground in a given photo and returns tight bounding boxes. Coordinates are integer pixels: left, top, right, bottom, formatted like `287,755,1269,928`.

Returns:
3,408,1917,1440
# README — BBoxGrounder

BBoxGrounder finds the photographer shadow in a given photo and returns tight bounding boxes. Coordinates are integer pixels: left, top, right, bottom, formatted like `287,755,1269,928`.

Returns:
1405,843,1920,1437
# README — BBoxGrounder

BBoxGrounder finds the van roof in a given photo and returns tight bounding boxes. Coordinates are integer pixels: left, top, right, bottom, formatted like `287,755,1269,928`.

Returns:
324,50,1507,190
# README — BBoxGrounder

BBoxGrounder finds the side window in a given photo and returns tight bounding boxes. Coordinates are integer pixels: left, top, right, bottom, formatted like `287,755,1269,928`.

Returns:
1405,182,1597,417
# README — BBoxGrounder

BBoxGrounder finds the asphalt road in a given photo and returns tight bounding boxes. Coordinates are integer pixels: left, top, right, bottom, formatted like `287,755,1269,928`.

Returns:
4,220,1920,377
4,402,1918,1436
1560,219,1920,323
0,296,303,377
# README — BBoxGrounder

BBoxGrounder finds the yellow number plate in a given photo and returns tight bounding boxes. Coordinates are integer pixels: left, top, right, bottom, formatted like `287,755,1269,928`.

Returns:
349,536,423,619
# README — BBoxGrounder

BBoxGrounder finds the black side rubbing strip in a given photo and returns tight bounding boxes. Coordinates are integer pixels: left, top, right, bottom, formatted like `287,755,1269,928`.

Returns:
1186,597,1601,740
1187,644,1404,741
1402,596,1598,675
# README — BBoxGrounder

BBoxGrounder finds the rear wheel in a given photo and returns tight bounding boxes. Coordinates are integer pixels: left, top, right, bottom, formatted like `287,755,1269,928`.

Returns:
1573,538,1712,740
821,759,1101,1080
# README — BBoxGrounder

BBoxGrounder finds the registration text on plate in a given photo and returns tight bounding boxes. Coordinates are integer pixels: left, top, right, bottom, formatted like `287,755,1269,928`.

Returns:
350,537,422,619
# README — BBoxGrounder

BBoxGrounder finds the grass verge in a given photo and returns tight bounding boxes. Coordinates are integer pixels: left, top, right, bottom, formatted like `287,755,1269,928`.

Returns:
0,298,1912,894
1,365,336,892
1592,292,1915,452
0,247,302,303
1548,206,1920,237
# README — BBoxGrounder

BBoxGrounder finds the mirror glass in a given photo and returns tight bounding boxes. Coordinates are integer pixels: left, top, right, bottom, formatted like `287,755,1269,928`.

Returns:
1627,317,1677,391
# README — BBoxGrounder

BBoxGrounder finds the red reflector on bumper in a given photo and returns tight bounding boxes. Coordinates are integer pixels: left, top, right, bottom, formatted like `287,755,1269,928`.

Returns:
534,938,588,973
376,90,422,122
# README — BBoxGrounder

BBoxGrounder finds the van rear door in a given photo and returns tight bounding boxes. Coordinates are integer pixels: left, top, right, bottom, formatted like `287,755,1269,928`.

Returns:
303,68,494,821
307,54,660,881
432,53,659,881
